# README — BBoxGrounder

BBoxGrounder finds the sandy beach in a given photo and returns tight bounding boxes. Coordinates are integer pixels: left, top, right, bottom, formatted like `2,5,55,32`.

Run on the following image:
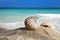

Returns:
0,15,60,40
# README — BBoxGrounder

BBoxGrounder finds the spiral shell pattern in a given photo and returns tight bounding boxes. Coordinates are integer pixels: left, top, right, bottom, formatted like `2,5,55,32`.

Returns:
24,16,39,30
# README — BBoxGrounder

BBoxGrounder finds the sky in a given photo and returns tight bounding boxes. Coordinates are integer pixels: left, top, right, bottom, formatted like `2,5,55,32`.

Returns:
0,0,60,8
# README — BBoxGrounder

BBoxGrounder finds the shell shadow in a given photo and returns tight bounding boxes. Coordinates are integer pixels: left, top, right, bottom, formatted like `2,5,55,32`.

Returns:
15,27,27,30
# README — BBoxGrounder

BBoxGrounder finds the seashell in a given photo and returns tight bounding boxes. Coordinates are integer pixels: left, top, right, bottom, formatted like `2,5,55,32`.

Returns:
24,16,39,30
40,22,60,33
40,22,55,29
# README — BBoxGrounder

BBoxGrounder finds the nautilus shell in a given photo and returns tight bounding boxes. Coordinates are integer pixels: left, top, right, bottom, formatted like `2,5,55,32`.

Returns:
40,22,60,34
24,16,39,30
40,22,55,30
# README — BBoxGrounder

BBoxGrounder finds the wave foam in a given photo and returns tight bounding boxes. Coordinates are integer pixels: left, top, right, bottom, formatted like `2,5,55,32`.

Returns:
35,14,60,19
0,22,24,30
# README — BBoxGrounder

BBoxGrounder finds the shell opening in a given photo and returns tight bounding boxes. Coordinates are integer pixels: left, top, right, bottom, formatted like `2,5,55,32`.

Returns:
41,25,49,27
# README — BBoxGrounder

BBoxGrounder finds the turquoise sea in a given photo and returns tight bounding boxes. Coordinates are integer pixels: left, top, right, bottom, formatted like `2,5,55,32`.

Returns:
0,8,60,31
0,8,60,22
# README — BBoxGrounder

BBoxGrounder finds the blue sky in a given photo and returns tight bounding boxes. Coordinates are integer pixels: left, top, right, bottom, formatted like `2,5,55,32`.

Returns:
0,0,60,8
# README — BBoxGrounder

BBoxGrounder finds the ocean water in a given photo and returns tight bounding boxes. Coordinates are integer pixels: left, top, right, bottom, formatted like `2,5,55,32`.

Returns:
0,8,60,31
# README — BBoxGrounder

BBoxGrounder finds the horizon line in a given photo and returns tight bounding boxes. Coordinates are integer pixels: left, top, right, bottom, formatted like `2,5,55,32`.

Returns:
0,7,60,9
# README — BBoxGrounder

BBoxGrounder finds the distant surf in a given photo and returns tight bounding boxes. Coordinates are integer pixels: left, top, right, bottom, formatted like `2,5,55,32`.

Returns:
36,14,60,19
